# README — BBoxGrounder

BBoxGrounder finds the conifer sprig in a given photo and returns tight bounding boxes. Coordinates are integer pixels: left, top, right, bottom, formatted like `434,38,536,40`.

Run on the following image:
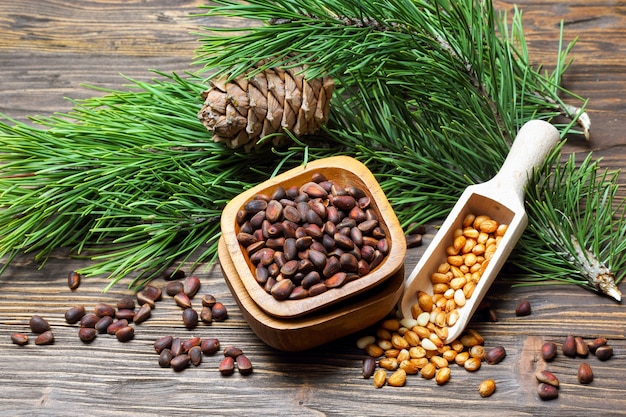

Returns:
0,0,621,298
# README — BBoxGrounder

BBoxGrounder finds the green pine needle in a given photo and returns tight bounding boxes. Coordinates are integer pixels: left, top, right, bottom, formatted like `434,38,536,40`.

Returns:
0,0,621,298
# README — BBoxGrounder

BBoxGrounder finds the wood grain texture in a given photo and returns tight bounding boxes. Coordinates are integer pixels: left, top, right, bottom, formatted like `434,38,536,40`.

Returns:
0,1,625,416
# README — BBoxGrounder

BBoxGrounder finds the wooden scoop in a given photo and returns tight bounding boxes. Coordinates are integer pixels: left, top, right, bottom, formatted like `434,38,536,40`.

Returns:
400,120,560,342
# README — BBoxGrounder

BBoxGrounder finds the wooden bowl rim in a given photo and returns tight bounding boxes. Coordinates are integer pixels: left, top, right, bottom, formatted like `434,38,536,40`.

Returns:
220,155,406,319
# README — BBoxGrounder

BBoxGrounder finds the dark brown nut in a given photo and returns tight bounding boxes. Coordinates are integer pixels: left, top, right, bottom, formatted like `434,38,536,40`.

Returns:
182,308,198,330
300,182,328,199
245,198,268,214
200,306,213,324
575,336,589,357
265,200,283,223
515,300,531,316
115,326,135,343
165,281,184,297
362,357,376,379
331,195,356,211
115,308,136,321
78,327,97,344
173,292,192,309
535,370,559,387
136,292,156,309
288,286,309,300
587,337,608,354
595,345,613,361
218,356,235,376
537,383,559,400
158,349,173,368
116,296,136,311
189,346,203,366
170,338,183,357
201,338,220,355
270,278,295,301
182,337,202,353
211,302,228,322
237,231,258,247
236,354,253,375
325,272,347,289
34,330,55,345
170,354,190,372
201,294,217,308
80,313,100,328
405,233,423,248
107,319,128,335
95,316,114,334
484,346,506,365
64,305,86,324
11,333,29,346
94,303,116,318
308,282,328,296
338,253,358,274
162,267,185,281
183,275,201,298
67,271,81,290
29,315,51,334
541,342,557,361
154,336,173,354
133,303,152,325
223,346,244,358
142,285,162,302
578,362,593,384
562,334,577,357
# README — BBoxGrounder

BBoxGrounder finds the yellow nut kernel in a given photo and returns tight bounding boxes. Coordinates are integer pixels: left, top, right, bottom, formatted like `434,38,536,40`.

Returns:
381,318,401,332
435,367,451,385
479,379,496,397
384,348,400,358
365,343,384,358
409,346,427,359
378,357,399,371
473,215,491,230
396,349,410,363
447,255,464,267
376,327,392,341
399,359,420,375
387,369,407,387
464,357,482,372
403,330,421,347
421,362,437,379
377,339,393,351
454,351,470,366
431,355,449,369
391,333,410,350
373,369,387,388
463,214,476,228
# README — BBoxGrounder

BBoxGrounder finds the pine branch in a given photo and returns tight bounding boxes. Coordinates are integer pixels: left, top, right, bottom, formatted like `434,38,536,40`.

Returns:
0,0,620,300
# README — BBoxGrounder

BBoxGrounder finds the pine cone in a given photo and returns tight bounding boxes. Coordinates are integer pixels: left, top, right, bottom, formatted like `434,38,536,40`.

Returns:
198,65,334,151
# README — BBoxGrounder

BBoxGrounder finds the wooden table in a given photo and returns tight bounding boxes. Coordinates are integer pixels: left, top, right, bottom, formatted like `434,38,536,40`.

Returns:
1,1,625,415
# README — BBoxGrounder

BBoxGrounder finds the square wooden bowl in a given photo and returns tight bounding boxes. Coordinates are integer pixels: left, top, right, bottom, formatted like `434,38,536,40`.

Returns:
220,156,406,319
218,236,405,351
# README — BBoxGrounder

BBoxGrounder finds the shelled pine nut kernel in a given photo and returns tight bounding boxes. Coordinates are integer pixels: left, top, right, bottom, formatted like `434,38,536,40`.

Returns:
358,315,494,388
410,213,507,339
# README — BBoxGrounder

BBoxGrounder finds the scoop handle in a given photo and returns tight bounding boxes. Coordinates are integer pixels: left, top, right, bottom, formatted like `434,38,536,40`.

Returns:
493,120,561,201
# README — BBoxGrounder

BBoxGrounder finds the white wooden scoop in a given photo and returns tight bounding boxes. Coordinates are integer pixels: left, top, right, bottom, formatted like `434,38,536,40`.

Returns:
400,120,560,342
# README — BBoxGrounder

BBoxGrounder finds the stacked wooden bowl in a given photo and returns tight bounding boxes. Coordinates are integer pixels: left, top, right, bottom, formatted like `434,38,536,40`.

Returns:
219,156,406,351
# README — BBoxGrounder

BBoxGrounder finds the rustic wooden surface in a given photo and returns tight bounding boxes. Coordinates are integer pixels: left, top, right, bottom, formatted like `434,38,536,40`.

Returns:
0,1,625,416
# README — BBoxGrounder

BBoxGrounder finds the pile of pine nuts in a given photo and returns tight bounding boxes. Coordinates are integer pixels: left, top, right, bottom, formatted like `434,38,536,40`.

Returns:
358,213,509,390
408,213,507,341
